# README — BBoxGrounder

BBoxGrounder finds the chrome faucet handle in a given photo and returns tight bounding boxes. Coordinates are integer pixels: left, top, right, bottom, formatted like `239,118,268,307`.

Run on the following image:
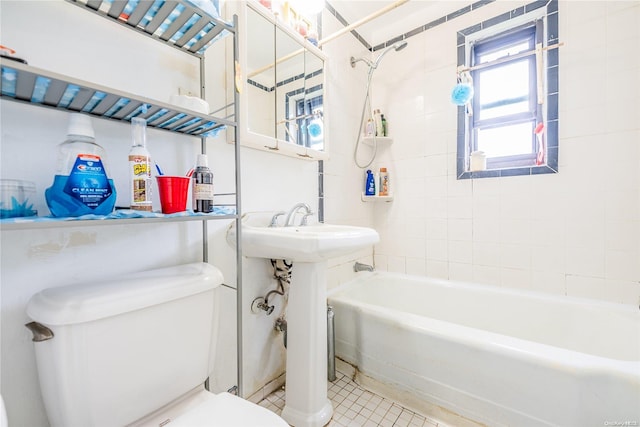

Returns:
300,212,314,226
269,211,286,227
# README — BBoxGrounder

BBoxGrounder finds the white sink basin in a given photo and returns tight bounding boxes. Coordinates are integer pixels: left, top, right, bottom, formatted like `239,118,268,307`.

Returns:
227,213,379,262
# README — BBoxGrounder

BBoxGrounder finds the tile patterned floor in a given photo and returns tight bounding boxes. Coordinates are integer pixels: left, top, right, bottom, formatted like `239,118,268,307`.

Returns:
258,370,445,427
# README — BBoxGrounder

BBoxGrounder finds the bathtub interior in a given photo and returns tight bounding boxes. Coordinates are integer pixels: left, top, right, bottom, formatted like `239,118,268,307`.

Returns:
329,272,640,361
328,272,640,427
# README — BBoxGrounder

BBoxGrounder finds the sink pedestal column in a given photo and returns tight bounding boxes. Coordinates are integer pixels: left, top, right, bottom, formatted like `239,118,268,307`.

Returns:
281,261,333,427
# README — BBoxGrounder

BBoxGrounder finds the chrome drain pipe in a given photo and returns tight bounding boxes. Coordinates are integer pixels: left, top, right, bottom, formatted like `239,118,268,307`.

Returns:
327,305,336,382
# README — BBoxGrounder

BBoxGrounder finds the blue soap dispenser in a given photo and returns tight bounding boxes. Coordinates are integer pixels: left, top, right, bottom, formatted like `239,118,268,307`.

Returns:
365,169,376,196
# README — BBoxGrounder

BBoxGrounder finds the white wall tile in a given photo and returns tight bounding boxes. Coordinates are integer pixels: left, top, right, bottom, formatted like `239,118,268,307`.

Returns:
531,271,566,296
387,256,406,273
426,218,448,240
566,275,608,300
472,217,501,243
426,260,449,279
531,245,566,274
499,219,533,246
448,262,473,282
448,240,473,264
448,196,473,219
405,257,427,276
565,246,606,278
500,244,531,271
326,1,639,307
604,280,640,305
605,220,640,252
426,239,448,262
473,265,501,287
605,250,640,282
500,268,532,290
473,242,500,267
448,218,472,242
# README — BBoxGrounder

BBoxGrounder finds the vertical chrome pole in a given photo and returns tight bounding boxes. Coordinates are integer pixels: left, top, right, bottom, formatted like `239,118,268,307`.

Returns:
232,13,244,398
199,54,209,264
327,305,336,382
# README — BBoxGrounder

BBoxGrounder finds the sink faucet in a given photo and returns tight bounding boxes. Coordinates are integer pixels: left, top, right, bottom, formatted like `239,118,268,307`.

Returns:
284,202,313,227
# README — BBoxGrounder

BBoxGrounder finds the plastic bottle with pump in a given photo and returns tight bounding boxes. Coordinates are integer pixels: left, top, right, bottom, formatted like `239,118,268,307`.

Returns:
192,154,214,213
45,113,116,217
381,114,388,136
129,117,152,211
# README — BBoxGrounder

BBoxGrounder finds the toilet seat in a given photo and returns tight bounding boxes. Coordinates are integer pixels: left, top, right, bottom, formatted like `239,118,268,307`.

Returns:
170,392,289,427
130,387,288,427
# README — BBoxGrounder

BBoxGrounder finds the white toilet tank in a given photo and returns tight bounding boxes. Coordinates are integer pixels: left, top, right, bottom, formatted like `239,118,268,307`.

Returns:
26,263,224,427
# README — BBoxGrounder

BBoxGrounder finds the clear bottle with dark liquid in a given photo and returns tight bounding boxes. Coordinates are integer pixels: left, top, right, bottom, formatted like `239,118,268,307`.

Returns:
192,154,214,213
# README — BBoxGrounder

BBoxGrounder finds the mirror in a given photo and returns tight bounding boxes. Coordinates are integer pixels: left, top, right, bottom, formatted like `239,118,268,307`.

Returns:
246,7,276,139
244,3,326,157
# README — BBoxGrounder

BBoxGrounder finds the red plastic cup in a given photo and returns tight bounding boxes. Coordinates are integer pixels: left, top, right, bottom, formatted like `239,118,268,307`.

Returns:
156,176,190,214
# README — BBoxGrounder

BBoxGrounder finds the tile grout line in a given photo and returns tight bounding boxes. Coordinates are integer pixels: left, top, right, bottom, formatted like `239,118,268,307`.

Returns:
258,370,442,427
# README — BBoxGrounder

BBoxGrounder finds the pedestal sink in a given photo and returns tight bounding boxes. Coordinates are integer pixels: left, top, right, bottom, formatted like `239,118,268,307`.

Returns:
227,212,379,427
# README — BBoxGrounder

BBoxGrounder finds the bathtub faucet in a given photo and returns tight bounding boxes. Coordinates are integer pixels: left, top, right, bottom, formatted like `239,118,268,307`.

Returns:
284,202,313,227
353,262,374,272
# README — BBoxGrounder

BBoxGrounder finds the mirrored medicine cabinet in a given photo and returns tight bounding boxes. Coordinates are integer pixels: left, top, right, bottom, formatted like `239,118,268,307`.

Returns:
232,1,327,160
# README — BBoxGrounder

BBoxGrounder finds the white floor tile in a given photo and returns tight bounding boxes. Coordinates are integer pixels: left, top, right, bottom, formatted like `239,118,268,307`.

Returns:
260,370,442,427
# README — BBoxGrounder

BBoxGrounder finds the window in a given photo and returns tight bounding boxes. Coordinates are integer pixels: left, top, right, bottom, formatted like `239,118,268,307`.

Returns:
456,1,559,179
473,25,539,168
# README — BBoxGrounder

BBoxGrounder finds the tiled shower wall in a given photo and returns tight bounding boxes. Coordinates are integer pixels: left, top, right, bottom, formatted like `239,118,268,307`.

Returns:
325,1,639,304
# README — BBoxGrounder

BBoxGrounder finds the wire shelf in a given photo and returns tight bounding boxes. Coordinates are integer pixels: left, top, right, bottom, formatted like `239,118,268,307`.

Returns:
1,60,236,137
67,0,234,56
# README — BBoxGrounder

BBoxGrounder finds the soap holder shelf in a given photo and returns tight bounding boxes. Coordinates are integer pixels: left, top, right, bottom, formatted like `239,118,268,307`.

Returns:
362,136,393,147
361,193,394,203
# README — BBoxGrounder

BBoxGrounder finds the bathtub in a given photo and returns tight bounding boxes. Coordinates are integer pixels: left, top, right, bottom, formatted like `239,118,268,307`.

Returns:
328,272,640,427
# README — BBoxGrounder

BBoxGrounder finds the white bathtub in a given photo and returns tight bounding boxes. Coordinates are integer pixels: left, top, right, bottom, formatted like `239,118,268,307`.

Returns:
328,272,640,427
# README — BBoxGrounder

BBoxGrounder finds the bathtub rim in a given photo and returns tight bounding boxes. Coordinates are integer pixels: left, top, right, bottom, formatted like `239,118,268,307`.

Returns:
328,271,640,366
329,271,640,315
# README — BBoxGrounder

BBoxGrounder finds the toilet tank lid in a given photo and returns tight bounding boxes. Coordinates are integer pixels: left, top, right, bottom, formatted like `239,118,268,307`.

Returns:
27,263,224,326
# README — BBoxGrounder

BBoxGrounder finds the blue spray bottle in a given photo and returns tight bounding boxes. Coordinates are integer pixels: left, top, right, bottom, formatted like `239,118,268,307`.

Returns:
365,170,376,196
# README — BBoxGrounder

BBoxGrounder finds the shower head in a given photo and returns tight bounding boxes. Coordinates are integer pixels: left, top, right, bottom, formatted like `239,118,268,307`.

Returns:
350,41,408,70
373,41,408,68
392,41,408,52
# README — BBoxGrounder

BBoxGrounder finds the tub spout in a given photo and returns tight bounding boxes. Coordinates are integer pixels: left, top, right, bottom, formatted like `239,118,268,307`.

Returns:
354,262,374,272
25,321,54,342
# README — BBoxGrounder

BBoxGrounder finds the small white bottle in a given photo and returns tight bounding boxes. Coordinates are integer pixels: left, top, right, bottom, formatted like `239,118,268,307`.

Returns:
374,109,383,136
365,119,375,136
129,117,152,211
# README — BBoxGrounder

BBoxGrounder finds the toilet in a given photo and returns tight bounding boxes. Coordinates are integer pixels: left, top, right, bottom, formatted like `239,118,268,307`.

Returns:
25,263,288,427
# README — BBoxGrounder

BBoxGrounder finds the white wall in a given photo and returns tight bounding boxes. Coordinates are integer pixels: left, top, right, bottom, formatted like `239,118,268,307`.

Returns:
326,0,639,305
0,1,319,426
322,7,378,289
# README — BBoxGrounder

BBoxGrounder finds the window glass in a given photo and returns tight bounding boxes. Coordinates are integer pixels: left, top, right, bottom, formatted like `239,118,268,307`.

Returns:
476,60,531,121
476,122,534,157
